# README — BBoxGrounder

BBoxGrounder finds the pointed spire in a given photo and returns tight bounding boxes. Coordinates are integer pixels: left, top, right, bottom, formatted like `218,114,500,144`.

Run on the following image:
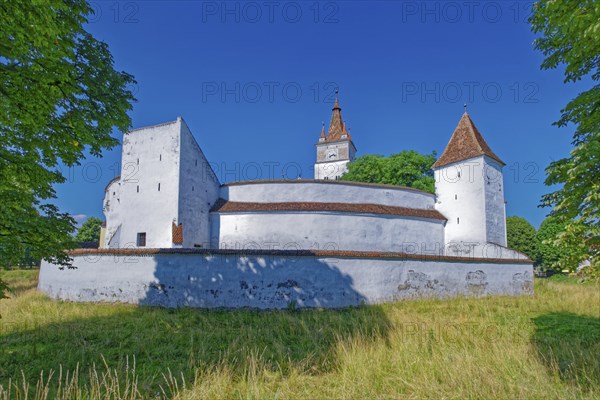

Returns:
332,88,341,110
319,122,326,141
432,112,504,169
327,88,344,140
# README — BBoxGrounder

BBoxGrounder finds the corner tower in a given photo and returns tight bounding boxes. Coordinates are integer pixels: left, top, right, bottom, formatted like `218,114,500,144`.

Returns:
314,91,357,180
433,111,507,249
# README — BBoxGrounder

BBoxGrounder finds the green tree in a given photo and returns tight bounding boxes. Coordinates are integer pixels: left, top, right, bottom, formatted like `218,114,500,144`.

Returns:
341,151,437,193
0,1,135,297
74,216,103,243
530,0,600,269
506,216,538,263
536,216,586,272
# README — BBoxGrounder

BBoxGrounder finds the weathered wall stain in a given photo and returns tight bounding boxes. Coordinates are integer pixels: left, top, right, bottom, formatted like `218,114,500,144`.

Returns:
466,270,488,295
39,254,534,309
397,270,444,294
511,271,534,295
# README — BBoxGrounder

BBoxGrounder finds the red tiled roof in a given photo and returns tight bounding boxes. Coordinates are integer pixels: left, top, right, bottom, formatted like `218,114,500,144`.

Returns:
432,112,504,169
210,199,447,221
67,248,532,264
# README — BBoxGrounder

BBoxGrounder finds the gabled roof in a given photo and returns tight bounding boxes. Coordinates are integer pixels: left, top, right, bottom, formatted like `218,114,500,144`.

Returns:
432,112,504,169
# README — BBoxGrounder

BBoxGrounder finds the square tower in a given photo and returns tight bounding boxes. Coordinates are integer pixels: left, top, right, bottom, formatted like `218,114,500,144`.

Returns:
102,117,220,249
314,94,357,180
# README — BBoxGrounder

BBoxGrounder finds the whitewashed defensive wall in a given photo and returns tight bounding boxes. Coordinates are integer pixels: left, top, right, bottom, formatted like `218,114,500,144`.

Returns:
212,180,446,253
39,249,534,309
219,180,436,208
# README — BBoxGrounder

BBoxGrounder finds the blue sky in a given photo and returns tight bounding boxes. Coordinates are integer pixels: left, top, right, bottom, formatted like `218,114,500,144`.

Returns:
57,1,587,228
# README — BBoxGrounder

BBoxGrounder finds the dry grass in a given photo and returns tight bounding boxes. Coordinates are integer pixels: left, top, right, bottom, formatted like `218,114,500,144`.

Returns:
0,269,598,399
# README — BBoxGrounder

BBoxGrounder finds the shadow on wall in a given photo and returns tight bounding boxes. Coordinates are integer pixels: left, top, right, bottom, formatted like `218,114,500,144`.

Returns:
139,253,370,309
532,312,600,389
0,301,391,397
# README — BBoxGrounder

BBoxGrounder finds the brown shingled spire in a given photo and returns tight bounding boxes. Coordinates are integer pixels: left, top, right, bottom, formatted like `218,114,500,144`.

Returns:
319,122,326,141
327,89,344,140
432,111,505,169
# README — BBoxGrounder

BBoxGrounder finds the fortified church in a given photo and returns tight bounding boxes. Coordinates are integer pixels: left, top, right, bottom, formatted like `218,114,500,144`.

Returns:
99,93,518,260
40,93,533,309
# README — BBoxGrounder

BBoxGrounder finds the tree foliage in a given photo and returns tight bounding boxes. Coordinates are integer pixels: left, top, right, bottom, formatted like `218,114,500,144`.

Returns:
74,216,103,243
0,1,135,270
530,0,600,269
341,151,437,193
506,216,538,263
536,216,586,272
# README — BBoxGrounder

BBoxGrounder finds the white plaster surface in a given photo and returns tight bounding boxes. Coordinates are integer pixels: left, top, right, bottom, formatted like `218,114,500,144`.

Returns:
434,155,507,246
102,118,219,249
222,181,435,209
39,254,534,309
177,120,220,247
211,212,445,252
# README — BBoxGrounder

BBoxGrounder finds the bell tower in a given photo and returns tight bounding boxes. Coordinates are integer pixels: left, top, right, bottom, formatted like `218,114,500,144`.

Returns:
314,90,357,180
432,110,507,250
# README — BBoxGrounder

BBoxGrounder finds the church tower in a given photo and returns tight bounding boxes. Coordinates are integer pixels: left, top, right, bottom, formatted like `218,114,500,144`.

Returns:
314,91,357,180
433,110,507,250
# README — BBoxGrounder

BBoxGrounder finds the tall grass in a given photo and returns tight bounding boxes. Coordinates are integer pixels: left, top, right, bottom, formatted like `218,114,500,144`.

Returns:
0,269,598,399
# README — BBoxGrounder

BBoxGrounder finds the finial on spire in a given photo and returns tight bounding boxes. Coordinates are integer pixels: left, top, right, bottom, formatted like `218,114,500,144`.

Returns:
332,88,341,110
464,103,468,113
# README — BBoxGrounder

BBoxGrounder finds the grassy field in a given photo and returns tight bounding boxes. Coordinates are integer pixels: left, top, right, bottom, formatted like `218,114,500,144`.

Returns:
0,270,598,399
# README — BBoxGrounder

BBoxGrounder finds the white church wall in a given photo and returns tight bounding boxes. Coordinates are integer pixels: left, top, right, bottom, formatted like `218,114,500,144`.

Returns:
39,251,534,309
177,119,220,248
116,120,182,248
102,177,122,248
434,156,488,246
314,160,349,180
222,181,436,209
483,158,507,246
211,211,445,253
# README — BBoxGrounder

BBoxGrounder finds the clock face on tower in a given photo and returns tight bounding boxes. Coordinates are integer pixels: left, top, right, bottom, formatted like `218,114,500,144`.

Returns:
327,149,338,160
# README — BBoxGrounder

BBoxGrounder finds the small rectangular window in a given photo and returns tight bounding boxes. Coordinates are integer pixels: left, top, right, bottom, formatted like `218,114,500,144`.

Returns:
136,185,139,193
457,217,460,224
195,160,198,166
137,232,146,247
158,183,161,191
137,158,139,165
159,154,162,161
455,194,457,200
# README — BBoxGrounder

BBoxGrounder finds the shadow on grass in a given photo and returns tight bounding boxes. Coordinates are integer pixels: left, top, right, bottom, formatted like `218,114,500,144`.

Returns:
0,269,38,296
533,312,600,389
0,303,391,395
